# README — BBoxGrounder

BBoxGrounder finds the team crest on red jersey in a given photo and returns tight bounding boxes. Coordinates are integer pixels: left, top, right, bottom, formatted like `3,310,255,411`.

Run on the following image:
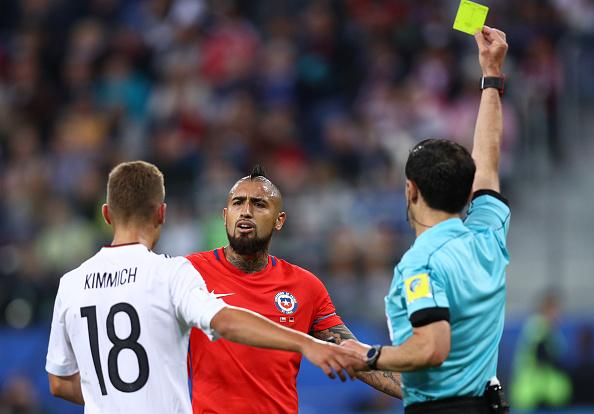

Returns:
274,291,298,314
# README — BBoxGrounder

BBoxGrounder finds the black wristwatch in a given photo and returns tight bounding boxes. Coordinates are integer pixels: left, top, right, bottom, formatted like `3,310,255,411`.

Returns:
480,76,505,96
366,345,383,370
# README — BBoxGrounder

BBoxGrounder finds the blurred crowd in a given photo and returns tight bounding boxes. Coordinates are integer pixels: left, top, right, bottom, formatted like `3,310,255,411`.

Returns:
509,291,594,411
0,0,593,330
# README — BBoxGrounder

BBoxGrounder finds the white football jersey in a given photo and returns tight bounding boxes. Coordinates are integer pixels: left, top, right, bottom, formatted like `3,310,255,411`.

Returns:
46,243,227,414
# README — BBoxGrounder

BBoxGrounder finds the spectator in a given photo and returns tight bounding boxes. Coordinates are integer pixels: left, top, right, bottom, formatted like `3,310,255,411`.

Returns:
0,375,47,414
510,291,572,410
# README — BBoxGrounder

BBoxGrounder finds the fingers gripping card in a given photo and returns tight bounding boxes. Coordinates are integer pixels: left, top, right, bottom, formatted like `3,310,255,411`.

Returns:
453,0,489,35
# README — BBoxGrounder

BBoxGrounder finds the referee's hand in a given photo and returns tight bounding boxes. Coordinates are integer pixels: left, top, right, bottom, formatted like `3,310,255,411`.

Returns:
302,339,367,382
475,26,508,77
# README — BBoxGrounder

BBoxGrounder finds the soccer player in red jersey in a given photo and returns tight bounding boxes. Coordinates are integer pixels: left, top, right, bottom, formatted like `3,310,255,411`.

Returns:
46,161,365,413
186,166,401,414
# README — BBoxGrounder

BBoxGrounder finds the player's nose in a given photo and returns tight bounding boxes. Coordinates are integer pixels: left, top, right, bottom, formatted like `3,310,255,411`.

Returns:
239,203,253,217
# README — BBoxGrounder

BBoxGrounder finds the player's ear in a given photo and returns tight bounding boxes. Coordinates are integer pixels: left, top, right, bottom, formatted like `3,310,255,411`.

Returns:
223,208,228,226
274,211,286,231
157,203,166,225
406,180,419,204
102,204,112,225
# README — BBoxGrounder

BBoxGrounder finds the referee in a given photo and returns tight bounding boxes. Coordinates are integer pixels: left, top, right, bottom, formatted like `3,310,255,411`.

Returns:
344,26,510,413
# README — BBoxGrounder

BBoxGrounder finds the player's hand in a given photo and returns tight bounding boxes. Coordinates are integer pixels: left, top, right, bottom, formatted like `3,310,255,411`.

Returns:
302,338,366,382
340,339,372,371
340,339,370,354
474,26,508,77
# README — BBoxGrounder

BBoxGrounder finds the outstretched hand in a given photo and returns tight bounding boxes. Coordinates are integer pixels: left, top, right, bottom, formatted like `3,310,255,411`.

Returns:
302,338,367,381
474,26,508,77
341,339,373,371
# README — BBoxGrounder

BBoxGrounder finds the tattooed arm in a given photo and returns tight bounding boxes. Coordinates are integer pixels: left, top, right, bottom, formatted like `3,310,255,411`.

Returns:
312,324,402,398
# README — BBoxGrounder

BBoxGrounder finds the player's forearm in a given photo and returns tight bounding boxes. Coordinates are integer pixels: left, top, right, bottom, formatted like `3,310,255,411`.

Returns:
357,370,403,398
211,306,310,353
471,87,502,193
313,325,402,398
376,324,450,372
48,373,84,405
376,344,437,372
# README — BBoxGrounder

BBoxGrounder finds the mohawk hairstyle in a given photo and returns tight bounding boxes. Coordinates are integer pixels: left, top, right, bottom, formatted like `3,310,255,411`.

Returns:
250,164,267,179
235,164,282,203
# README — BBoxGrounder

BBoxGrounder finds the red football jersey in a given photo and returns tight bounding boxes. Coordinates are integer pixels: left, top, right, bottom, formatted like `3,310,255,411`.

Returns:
186,248,343,414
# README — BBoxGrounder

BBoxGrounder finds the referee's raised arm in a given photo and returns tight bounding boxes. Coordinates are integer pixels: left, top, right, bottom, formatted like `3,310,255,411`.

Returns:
471,26,508,193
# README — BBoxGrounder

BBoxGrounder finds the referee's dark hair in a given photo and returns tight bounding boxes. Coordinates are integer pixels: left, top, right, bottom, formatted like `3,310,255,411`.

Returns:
405,139,476,214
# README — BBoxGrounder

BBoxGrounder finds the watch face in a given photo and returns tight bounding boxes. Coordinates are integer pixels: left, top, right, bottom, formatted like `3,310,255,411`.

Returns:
366,347,377,359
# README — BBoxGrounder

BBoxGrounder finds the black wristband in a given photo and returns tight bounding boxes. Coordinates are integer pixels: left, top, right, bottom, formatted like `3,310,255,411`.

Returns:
480,76,505,96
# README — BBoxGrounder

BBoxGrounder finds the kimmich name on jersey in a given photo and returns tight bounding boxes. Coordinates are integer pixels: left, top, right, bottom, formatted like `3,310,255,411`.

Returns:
84,267,138,290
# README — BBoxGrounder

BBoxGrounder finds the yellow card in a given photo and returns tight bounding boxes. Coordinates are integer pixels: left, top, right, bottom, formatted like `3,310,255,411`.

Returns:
453,0,489,35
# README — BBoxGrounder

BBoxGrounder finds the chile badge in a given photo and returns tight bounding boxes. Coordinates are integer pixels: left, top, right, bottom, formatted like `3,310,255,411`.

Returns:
275,291,298,315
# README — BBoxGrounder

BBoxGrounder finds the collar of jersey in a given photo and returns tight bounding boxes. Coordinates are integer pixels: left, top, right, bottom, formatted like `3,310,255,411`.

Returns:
413,217,467,248
102,242,149,250
216,247,273,277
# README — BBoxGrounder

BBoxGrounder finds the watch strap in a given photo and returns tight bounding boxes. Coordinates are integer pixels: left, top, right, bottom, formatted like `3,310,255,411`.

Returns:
480,76,505,96
366,345,383,370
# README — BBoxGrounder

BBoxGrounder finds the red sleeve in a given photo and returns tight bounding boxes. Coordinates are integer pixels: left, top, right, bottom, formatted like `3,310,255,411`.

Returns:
185,253,198,268
309,276,343,332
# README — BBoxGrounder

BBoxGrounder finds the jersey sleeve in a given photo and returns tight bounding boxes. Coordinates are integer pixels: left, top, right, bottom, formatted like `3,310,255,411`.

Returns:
310,276,343,332
46,280,79,376
402,268,450,328
464,190,511,245
170,259,228,340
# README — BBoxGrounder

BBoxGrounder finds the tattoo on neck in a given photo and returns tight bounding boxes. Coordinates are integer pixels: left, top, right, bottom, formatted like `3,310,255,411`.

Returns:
224,247,268,273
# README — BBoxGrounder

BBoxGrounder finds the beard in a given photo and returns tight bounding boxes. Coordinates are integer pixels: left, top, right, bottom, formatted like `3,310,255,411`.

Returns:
227,228,273,255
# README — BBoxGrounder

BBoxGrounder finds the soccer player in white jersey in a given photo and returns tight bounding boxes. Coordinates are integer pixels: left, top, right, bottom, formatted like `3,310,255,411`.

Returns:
46,161,364,413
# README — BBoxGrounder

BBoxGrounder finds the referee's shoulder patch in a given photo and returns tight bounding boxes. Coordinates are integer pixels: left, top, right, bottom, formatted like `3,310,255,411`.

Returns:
404,273,432,304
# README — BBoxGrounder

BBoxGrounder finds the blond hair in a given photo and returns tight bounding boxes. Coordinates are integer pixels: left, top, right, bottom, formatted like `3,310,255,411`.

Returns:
107,161,165,223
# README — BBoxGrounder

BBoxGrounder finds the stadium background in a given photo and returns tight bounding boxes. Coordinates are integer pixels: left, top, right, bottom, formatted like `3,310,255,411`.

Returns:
0,0,593,412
